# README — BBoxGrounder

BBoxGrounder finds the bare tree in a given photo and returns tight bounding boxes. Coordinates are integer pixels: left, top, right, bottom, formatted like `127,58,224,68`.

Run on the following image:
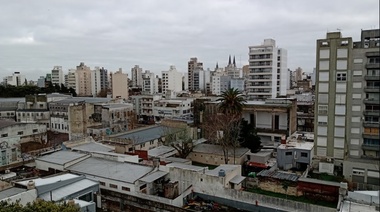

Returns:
161,126,193,159
203,113,242,164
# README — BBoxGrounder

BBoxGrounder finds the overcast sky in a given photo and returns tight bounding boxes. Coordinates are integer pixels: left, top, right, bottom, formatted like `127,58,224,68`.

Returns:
0,0,378,80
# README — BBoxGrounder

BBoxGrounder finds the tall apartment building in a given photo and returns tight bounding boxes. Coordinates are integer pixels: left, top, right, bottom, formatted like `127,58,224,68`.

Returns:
131,65,143,88
3,72,26,86
65,69,76,90
193,69,211,93
188,57,203,91
247,39,288,100
142,70,158,95
315,29,380,185
162,66,183,94
75,62,92,96
112,68,128,99
91,67,108,97
51,66,64,86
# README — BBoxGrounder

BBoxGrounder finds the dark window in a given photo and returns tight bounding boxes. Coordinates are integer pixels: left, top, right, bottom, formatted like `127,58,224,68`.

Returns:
301,152,308,157
122,186,130,191
285,152,292,156
32,129,38,133
140,184,147,190
17,131,23,135
99,181,105,186
1,133,8,137
109,184,117,189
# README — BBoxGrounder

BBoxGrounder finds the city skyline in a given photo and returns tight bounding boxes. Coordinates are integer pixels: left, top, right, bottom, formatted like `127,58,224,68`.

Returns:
0,0,379,80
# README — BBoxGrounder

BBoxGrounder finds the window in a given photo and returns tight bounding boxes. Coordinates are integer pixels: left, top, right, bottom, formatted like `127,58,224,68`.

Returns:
353,70,362,76
318,94,328,104
320,49,330,58
337,49,348,58
353,82,362,88
122,186,130,191
17,131,23,135
353,58,363,64
337,60,347,70
352,169,365,175
317,147,327,156
334,138,345,148
319,61,329,70
319,72,329,81
335,94,346,104
351,117,361,123
335,105,346,115
109,184,117,189
318,105,328,115
351,128,360,134
336,72,347,81
99,181,105,186
140,184,147,190
334,127,345,137
318,126,328,136
301,152,308,157
351,139,359,145
318,116,328,125
319,83,329,92
317,137,327,146
335,116,345,126
350,150,359,156
1,133,8,137
336,83,346,93
285,152,292,156
352,94,362,99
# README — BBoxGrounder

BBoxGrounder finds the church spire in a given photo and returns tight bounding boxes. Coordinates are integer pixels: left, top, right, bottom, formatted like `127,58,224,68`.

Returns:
233,55,236,67
216,62,219,69
228,55,231,65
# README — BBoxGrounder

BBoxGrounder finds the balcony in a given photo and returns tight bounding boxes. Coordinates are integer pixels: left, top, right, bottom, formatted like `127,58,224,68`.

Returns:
363,110,380,116
364,86,380,93
363,99,380,104
364,75,380,81
363,121,380,128
362,143,380,151
362,132,380,139
366,63,380,69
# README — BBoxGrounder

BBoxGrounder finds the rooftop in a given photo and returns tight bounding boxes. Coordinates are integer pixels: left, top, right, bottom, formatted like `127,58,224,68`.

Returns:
139,171,168,183
0,187,27,200
0,120,19,128
206,165,240,177
257,170,300,182
36,151,89,165
70,142,114,153
17,173,79,187
113,125,183,145
148,145,176,158
67,157,153,183
101,103,133,109
166,162,206,172
192,143,249,157
277,141,314,151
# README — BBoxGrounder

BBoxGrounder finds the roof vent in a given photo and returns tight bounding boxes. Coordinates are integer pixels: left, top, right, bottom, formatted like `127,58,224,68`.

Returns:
218,169,226,177
27,180,35,190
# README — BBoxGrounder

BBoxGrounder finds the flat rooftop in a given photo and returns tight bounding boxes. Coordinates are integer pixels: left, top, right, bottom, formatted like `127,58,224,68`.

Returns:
148,145,176,158
67,157,152,183
36,151,89,165
113,125,183,144
166,162,206,172
277,141,314,150
206,165,240,177
0,187,27,200
71,142,114,153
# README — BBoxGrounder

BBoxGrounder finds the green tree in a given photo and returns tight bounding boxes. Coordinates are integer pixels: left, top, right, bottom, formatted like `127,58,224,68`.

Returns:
0,199,80,212
239,119,262,153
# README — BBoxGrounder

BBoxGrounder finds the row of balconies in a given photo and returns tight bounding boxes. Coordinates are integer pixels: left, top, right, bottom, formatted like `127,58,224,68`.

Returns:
364,86,380,93
364,75,380,81
364,99,380,104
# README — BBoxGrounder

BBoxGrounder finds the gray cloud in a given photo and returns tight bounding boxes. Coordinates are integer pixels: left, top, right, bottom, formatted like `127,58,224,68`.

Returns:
0,0,378,80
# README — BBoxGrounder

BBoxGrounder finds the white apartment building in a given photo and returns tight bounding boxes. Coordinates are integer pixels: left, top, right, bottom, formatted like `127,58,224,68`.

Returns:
3,72,26,86
112,68,128,99
247,39,288,100
153,98,193,119
51,66,64,86
193,69,211,93
65,69,77,90
91,67,101,97
162,66,183,94
142,70,158,95
131,65,143,88
131,94,162,117
211,74,231,96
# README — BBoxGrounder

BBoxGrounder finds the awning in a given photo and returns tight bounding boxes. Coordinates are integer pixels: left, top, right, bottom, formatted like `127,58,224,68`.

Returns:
229,175,246,184
246,162,268,168
139,171,168,183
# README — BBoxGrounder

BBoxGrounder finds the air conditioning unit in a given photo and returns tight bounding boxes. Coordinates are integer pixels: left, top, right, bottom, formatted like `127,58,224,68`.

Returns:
326,157,332,162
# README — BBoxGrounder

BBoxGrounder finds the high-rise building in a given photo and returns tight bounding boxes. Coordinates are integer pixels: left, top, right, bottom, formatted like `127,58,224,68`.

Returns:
37,76,45,88
188,57,203,91
112,68,128,99
131,65,143,88
314,29,380,185
65,69,76,90
142,70,158,95
294,67,303,82
91,67,108,97
162,65,183,94
51,66,64,86
247,39,288,100
193,68,211,93
226,55,242,78
75,62,92,96
3,72,26,86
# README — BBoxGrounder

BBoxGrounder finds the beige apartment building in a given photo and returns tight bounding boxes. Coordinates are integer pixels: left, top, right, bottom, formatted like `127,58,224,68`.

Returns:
76,62,92,97
112,68,129,99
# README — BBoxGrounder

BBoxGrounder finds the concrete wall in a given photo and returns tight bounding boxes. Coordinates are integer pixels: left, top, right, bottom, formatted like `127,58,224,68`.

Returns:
194,188,335,212
0,189,37,206
187,151,246,165
277,148,312,170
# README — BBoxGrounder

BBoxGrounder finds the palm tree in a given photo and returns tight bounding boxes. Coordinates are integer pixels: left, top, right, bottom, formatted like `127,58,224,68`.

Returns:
217,88,246,115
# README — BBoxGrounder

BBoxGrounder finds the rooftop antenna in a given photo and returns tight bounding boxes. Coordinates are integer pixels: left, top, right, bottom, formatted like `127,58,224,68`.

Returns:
337,28,342,32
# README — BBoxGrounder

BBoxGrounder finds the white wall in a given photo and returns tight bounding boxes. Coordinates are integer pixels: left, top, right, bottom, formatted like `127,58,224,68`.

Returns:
256,112,272,129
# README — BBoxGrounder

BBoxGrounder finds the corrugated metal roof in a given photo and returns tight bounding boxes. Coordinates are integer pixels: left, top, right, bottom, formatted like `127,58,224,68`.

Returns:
71,142,114,153
67,157,153,183
17,173,79,187
36,151,89,165
148,146,176,157
0,187,27,200
114,126,183,144
257,170,299,182
139,171,168,183
39,178,98,201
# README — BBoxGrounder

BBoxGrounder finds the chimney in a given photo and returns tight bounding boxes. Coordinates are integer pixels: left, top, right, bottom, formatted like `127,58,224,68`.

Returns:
27,180,35,190
280,135,286,144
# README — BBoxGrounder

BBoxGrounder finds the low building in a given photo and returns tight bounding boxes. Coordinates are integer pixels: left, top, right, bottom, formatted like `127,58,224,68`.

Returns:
35,150,90,172
0,120,47,169
153,98,193,121
16,95,50,128
0,98,23,121
187,143,250,165
131,94,162,120
276,132,314,170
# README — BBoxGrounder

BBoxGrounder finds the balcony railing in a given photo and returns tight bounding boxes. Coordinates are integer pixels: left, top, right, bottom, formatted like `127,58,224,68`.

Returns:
362,143,380,151
362,132,380,139
364,86,380,93
364,75,380,81
366,63,380,69
363,110,380,116
363,121,380,128
364,99,380,104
